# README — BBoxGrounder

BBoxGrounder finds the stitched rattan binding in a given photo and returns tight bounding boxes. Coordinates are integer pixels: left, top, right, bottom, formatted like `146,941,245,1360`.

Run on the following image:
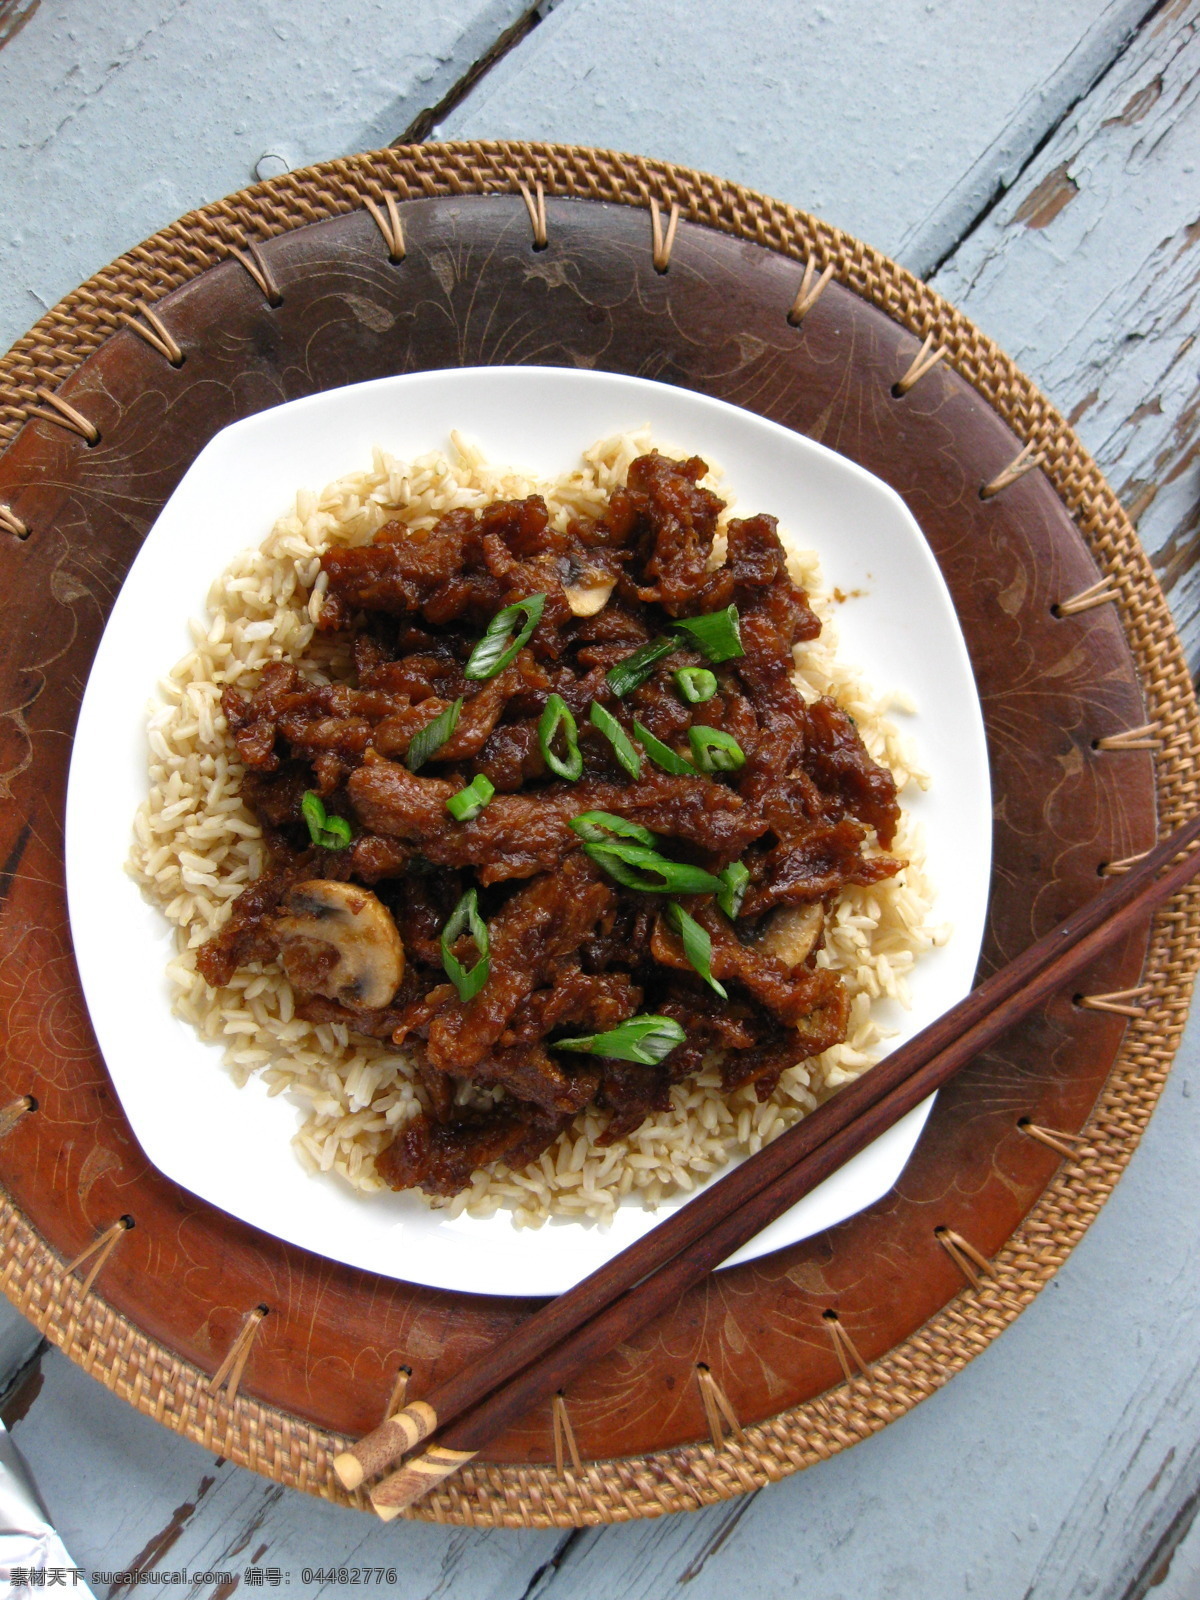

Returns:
118,304,184,367
207,1304,268,1401
787,257,835,325
64,1217,132,1299
1020,1121,1088,1159
1102,849,1153,876
649,196,680,273
511,172,548,248
823,1312,872,1384
981,440,1044,499
0,1097,33,1140
695,1365,746,1448
1055,577,1120,617
0,503,25,538
1095,724,1163,752
29,386,99,444
1079,984,1153,1017
552,1393,582,1477
893,332,947,396
363,193,406,262
935,1226,996,1291
229,240,283,306
382,1365,412,1421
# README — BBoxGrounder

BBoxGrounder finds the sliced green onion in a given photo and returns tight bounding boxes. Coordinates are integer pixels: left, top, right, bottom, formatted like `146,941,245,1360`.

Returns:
716,860,750,919
674,666,718,704
553,1014,686,1065
673,605,744,663
538,693,583,781
583,838,722,896
445,773,495,822
688,725,746,773
589,701,641,779
632,720,697,777
664,902,727,998
568,810,658,848
605,636,676,697
406,697,463,772
464,593,547,681
440,888,490,1002
300,790,353,850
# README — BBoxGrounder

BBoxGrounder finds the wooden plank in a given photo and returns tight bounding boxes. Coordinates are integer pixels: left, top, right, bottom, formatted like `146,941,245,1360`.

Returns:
0,0,533,353
439,0,1150,277
934,0,1200,670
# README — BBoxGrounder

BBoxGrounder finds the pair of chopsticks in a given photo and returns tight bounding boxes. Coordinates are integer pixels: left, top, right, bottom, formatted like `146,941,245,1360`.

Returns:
336,813,1200,1517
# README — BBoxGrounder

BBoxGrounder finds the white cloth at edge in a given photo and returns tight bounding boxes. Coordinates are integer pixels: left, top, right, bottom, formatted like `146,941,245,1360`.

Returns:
0,1422,94,1600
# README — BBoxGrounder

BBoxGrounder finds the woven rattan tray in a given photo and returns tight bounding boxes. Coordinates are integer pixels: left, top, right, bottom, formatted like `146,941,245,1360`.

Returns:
0,142,1196,1528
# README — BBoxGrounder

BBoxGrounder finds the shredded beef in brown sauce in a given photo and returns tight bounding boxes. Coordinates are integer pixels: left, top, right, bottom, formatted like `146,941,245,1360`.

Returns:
199,452,903,1199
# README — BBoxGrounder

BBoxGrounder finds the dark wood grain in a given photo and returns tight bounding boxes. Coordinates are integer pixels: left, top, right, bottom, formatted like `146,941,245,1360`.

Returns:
0,194,1156,1464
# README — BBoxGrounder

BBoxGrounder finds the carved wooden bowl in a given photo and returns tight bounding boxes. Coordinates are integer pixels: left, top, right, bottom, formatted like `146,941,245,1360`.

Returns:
0,142,1194,1526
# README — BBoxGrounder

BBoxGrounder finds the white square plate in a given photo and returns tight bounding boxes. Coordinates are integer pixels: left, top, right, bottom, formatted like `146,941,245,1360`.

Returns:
65,366,991,1296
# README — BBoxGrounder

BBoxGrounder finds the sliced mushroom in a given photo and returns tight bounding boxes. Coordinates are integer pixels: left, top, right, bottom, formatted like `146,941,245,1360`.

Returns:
563,575,616,616
272,880,404,1010
757,901,824,968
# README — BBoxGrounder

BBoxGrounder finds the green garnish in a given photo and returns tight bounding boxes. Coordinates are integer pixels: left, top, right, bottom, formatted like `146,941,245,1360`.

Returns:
688,725,746,773
300,791,353,850
672,605,744,663
632,720,697,777
582,836,723,896
553,1015,686,1065
406,697,463,772
441,889,490,1002
538,693,583,781
445,773,495,822
664,902,727,998
674,666,718,704
588,701,641,779
568,811,658,848
605,636,677,697
464,593,547,681
716,860,750,919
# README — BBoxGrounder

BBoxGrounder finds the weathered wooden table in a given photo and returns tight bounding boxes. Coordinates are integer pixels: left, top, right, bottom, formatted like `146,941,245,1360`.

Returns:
1,2,1197,1594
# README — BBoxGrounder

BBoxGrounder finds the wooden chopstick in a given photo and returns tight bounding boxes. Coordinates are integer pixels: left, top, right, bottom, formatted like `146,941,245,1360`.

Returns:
335,813,1200,1514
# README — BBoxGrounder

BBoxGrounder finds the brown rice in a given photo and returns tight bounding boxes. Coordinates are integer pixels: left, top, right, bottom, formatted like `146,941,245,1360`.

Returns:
129,430,945,1227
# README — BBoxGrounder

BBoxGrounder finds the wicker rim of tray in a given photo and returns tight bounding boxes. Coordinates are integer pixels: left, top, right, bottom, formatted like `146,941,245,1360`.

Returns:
1,140,1197,1527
